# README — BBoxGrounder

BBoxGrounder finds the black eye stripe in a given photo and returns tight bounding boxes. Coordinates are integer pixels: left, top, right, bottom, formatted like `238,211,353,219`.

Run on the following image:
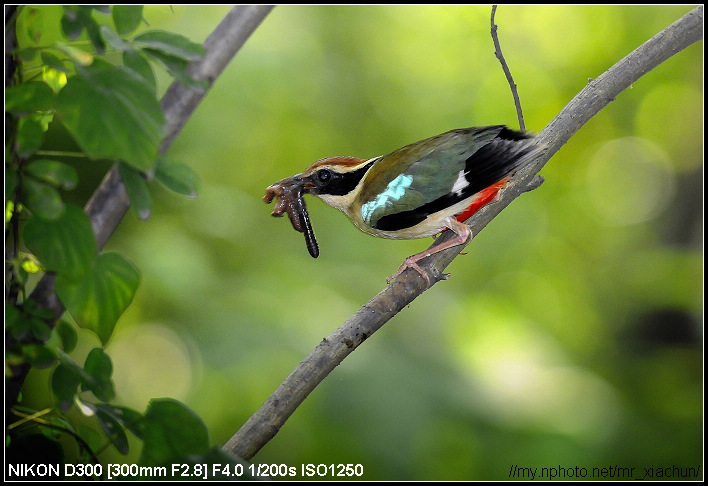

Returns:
311,161,374,196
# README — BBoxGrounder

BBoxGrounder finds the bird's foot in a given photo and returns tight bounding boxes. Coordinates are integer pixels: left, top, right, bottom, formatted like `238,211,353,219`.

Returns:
387,255,433,288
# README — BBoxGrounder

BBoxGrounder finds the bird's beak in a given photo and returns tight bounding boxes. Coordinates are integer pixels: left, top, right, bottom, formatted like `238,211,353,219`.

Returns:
264,174,319,258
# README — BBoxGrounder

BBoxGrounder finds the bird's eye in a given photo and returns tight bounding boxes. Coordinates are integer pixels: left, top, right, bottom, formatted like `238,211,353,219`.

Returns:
317,169,332,182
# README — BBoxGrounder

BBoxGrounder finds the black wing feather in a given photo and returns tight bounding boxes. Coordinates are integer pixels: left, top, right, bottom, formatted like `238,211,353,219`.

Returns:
375,127,537,231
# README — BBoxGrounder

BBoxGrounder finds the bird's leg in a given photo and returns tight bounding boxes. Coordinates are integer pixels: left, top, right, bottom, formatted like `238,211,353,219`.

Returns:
387,217,471,288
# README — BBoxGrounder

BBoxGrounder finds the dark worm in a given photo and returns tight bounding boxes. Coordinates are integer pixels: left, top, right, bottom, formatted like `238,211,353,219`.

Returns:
264,181,319,258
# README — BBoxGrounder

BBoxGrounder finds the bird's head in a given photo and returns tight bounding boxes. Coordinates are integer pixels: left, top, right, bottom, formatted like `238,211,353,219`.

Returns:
264,156,375,258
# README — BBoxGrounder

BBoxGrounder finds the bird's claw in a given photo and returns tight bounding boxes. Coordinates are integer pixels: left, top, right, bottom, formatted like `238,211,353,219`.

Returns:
387,257,432,288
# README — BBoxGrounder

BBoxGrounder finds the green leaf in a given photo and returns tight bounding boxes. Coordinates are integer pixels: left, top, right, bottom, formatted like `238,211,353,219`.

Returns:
118,162,152,220
28,316,52,341
122,50,156,93
92,403,145,454
40,51,70,74
16,47,38,63
22,299,54,321
15,117,46,159
134,30,204,61
155,157,200,198
99,25,129,52
25,159,78,190
95,404,145,440
56,62,164,171
5,304,22,332
6,201,17,226
142,48,207,89
95,406,129,454
38,414,75,442
22,344,57,368
22,300,56,320
82,348,115,402
139,398,209,467
113,5,144,35
7,306,32,341
60,10,85,40
75,423,104,461
5,81,54,114
21,257,40,275
55,252,140,345
84,348,112,381
52,361,83,411
42,69,68,94
21,177,65,220
22,7,46,45
61,6,105,53
55,320,78,353
84,19,106,54
23,204,96,280
9,258,30,288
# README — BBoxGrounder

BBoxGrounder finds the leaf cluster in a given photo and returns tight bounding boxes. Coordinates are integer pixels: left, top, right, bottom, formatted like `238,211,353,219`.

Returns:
5,5,219,472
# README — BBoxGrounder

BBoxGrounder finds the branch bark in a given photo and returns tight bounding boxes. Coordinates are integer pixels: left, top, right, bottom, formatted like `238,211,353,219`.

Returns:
222,5,703,461
7,4,275,412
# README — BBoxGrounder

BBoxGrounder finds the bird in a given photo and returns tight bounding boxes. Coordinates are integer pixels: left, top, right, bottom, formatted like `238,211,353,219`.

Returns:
264,125,543,287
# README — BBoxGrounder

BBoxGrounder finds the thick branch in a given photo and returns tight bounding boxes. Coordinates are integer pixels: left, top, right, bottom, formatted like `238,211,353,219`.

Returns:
223,6,702,461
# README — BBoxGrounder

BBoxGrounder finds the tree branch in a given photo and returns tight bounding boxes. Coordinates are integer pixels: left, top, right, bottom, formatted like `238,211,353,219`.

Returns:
223,5,703,461
7,4,275,411
89,4,276,251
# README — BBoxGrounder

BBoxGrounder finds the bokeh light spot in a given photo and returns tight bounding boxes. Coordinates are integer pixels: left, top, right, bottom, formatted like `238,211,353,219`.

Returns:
585,137,675,226
108,323,200,409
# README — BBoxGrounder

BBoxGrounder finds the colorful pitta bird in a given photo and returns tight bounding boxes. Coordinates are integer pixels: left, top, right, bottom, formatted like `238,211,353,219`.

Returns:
264,125,542,286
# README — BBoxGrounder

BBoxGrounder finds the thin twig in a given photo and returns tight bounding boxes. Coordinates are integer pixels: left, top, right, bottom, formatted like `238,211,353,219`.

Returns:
222,5,703,461
491,5,525,131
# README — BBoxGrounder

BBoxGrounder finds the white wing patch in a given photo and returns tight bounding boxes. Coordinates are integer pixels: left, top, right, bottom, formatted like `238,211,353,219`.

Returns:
451,170,469,196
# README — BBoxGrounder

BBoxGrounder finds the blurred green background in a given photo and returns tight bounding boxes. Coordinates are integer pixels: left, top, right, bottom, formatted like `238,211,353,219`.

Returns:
20,5,702,480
